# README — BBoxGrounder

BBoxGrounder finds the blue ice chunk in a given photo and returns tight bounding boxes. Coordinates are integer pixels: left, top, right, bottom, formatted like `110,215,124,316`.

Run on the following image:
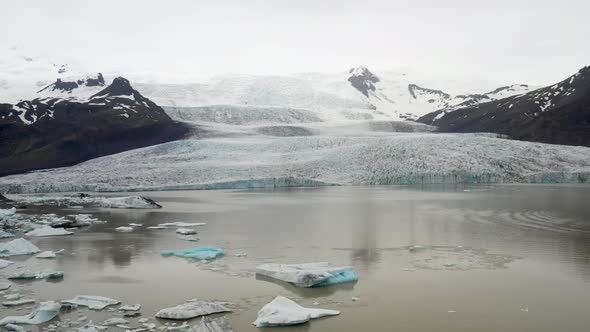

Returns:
312,268,359,287
161,246,225,261
0,230,14,239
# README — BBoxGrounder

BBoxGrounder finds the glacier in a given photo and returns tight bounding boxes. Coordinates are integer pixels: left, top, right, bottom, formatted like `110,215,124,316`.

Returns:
253,296,340,327
0,132,588,193
256,262,358,288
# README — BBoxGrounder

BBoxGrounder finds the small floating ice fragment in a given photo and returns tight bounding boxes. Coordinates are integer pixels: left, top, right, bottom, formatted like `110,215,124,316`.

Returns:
4,324,27,332
161,246,224,261
3,293,21,300
0,282,11,290
0,230,15,239
193,316,233,332
0,301,61,325
155,300,231,320
115,226,134,233
102,317,128,326
36,249,65,259
255,262,358,288
2,299,35,306
120,304,141,311
26,226,73,237
8,270,64,280
147,226,167,230
351,297,360,302
0,207,16,217
233,253,247,257
175,228,196,235
129,223,143,227
0,259,14,269
178,235,199,242
63,295,120,310
0,238,40,257
253,296,339,327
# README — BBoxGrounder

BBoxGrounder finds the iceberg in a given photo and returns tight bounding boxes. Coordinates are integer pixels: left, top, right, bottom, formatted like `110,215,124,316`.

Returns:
255,262,358,287
36,249,65,259
176,228,197,235
8,270,64,280
2,299,35,306
0,230,15,239
253,296,340,327
0,238,40,257
0,207,16,218
0,301,61,325
26,226,73,237
192,316,233,332
63,295,120,310
155,300,231,320
161,246,224,261
158,222,206,228
0,259,13,269
0,282,11,290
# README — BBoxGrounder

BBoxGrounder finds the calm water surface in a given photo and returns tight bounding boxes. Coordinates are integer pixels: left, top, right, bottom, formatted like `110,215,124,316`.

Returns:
2,185,590,331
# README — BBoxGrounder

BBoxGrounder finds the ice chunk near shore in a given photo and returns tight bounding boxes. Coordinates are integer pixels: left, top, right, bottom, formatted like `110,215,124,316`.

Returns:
193,316,233,332
0,207,16,218
0,230,15,239
176,228,196,235
253,296,340,327
0,282,11,290
115,226,134,232
161,246,224,261
36,249,65,259
63,295,120,310
8,270,64,280
0,259,14,269
0,301,61,325
26,226,73,237
0,238,40,257
255,262,358,288
155,300,231,320
2,299,35,306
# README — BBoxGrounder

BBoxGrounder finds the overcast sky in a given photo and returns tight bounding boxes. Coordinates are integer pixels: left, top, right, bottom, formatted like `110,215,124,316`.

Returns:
1,0,589,85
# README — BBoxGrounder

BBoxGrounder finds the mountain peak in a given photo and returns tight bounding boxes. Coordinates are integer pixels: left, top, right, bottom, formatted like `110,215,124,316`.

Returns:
91,77,135,99
37,73,105,94
347,66,380,97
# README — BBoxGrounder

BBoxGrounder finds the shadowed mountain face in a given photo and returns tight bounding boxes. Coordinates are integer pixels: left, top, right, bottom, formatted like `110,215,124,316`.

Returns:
0,76,190,176
418,66,590,147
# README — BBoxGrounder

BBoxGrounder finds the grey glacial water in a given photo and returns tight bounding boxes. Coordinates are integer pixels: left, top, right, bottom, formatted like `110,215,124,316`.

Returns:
2,184,590,331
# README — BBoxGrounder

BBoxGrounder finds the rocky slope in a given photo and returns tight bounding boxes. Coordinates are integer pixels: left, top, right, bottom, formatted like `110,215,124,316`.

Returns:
0,75,190,176
418,66,590,147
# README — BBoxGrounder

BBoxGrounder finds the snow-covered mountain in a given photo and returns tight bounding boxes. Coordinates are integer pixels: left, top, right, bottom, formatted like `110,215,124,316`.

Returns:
418,66,590,147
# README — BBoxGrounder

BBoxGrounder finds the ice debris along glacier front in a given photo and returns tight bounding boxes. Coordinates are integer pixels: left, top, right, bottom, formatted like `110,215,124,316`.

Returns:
161,246,225,261
155,300,231,320
0,133,588,193
0,238,40,257
63,295,120,310
8,270,64,280
253,296,340,327
0,301,61,325
256,262,359,288
5,195,161,209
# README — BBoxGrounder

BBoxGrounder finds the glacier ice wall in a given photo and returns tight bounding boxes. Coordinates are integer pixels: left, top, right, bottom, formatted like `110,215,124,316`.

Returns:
0,133,589,193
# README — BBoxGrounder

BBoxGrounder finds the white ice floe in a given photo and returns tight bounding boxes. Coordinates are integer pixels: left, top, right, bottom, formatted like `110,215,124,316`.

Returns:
0,282,11,290
255,262,358,287
129,223,142,227
102,317,128,326
3,293,21,300
0,207,16,218
253,296,340,327
158,222,206,228
0,259,14,269
78,322,99,332
8,270,64,280
178,235,199,242
63,295,120,310
2,299,35,306
155,300,231,320
4,324,27,332
119,304,141,311
147,226,167,230
115,226,134,232
0,238,40,257
0,301,61,325
26,226,73,237
175,228,196,235
9,195,161,209
192,316,233,332
36,249,65,259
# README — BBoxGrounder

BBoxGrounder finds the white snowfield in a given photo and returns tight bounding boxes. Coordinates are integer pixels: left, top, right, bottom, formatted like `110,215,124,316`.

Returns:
0,132,588,193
